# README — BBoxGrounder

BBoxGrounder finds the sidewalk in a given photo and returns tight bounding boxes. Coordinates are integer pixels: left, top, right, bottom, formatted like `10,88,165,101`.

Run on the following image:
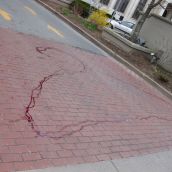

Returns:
20,150,172,172
36,0,172,99
0,27,172,172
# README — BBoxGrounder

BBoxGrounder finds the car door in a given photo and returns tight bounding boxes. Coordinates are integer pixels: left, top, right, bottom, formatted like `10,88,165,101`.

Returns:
119,21,133,34
119,22,128,33
110,20,119,28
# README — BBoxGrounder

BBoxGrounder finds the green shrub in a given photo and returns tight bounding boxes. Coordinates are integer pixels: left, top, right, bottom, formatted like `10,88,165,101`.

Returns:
82,20,97,31
71,0,90,17
153,67,169,83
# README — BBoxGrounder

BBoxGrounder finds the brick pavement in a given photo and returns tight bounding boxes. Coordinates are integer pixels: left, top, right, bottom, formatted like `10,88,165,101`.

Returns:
0,27,172,172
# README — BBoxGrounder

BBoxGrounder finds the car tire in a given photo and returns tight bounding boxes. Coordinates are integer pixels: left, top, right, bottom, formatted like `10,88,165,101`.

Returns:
110,24,113,29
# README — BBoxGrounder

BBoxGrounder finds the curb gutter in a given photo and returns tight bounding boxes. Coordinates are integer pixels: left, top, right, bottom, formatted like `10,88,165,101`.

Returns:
35,0,172,100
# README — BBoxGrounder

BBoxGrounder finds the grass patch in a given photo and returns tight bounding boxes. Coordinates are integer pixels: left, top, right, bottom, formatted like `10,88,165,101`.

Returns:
81,20,97,31
60,7,71,16
153,66,169,83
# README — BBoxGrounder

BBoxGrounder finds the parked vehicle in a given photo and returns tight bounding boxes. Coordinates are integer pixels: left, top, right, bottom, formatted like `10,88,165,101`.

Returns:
108,20,135,35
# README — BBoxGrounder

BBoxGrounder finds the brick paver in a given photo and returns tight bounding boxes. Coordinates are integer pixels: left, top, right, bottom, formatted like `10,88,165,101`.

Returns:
0,28,172,171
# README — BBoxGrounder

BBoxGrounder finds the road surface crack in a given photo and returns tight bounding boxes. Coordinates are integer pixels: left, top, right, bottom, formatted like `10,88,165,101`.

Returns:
138,115,172,121
21,46,172,140
24,70,63,129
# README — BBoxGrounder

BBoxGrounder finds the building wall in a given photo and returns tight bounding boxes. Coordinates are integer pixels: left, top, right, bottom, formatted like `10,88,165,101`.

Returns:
140,14,172,72
106,0,140,22
114,0,163,22
124,0,139,21
91,0,172,22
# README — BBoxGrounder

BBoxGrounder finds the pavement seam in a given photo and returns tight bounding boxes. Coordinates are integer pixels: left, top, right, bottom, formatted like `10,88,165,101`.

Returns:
110,160,120,172
35,0,172,101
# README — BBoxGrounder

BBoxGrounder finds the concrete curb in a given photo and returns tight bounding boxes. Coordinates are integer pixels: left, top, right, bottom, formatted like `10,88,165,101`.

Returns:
102,27,152,54
35,0,172,100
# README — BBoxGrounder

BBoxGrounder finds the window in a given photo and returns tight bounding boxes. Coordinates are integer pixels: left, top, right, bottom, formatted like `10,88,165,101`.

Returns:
100,0,110,5
114,0,130,13
121,21,135,28
132,0,148,19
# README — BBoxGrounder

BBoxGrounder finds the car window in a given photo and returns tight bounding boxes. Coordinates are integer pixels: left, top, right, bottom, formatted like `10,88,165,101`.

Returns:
120,21,135,28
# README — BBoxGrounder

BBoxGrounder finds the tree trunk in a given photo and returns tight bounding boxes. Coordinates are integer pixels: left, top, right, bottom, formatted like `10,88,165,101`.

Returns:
130,0,156,43
73,0,79,15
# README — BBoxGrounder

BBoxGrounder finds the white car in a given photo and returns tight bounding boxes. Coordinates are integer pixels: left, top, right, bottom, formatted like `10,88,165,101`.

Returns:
109,20,135,35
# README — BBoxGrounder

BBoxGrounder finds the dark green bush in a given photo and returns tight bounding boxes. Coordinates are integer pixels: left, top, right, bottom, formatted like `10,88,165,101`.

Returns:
70,0,91,18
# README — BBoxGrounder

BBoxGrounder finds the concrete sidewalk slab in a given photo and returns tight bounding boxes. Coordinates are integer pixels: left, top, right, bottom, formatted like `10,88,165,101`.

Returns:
113,150,172,172
20,161,117,172
20,150,172,172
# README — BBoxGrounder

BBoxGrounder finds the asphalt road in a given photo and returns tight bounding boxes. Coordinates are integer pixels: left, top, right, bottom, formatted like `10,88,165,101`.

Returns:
0,0,108,56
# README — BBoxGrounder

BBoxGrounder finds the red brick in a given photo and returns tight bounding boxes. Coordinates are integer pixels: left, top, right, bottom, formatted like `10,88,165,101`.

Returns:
22,152,42,161
61,143,76,150
1,154,22,162
57,150,73,158
91,136,111,142
40,151,59,159
1,25,172,170
0,162,14,172
51,158,69,166
76,143,89,149
51,157,84,166
65,137,79,143
9,145,29,153
111,141,121,146
86,148,100,155
46,144,62,151
119,145,132,152
33,159,53,169
72,149,88,156
120,151,140,158
99,147,112,154
15,138,36,145
88,142,100,148
97,154,110,161
34,138,51,145
100,141,112,147
78,137,91,143
81,131,95,137
14,161,35,171
82,156,98,163
0,139,16,146
50,138,66,144
65,157,84,165
0,132,22,139
27,144,48,152
109,153,122,160
21,131,38,138
0,146,9,154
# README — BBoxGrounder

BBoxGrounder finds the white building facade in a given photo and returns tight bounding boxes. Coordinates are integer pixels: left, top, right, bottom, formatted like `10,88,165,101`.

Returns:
85,0,172,23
